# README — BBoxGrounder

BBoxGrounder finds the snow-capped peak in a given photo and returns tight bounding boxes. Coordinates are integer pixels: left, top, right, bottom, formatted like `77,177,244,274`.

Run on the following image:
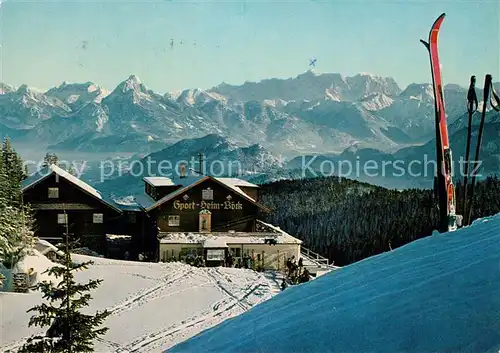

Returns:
177,88,226,106
16,84,36,96
45,81,109,105
122,75,143,92
106,75,152,104
399,83,434,101
0,83,15,94
359,92,394,111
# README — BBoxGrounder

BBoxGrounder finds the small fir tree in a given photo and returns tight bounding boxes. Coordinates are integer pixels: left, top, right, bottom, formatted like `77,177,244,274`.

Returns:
0,138,26,206
0,203,35,269
42,153,59,168
0,140,35,270
19,218,109,353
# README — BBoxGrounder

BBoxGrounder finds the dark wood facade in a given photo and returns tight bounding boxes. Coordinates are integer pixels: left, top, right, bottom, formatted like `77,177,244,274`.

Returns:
22,169,266,262
106,209,156,260
145,182,180,201
148,178,267,234
22,173,122,253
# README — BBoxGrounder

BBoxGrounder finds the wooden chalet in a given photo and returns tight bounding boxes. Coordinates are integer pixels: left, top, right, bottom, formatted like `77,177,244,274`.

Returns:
21,163,303,268
134,170,302,268
21,164,148,257
135,174,270,233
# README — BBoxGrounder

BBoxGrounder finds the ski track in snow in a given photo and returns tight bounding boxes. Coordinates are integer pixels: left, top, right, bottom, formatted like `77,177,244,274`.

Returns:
108,268,195,316
108,268,274,352
1,260,279,353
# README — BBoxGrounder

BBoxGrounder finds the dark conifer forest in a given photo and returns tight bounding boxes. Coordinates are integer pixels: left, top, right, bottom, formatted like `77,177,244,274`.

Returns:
259,176,500,266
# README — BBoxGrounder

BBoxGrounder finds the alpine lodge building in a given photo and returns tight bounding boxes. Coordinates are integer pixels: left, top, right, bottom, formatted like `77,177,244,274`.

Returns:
21,163,303,270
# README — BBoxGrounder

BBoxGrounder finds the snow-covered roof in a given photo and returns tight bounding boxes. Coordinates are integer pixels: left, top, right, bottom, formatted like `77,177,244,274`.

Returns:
34,239,64,257
106,234,132,240
143,175,268,212
214,178,259,188
202,238,228,248
21,164,122,213
143,177,176,187
159,227,302,245
12,249,61,284
214,178,259,202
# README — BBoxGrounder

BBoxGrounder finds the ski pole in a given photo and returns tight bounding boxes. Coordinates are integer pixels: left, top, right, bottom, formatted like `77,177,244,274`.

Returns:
466,74,492,225
490,82,500,111
462,75,477,224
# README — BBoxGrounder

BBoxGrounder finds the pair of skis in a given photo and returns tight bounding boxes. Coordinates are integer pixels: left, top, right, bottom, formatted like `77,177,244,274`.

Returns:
462,75,500,225
421,13,500,232
420,13,459,232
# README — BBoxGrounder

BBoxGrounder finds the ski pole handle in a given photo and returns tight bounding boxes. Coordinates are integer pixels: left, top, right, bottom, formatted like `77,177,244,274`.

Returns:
484,74,493,110
467,75,478,114
489,77,500,112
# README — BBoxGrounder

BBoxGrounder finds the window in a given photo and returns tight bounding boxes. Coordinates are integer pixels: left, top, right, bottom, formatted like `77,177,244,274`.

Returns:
48,187,59,199
57,214,67,224
93,213,103,223
202,188,213,200
168,215,180,227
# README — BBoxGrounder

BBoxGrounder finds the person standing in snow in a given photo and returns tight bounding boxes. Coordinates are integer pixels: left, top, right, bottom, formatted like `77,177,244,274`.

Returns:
280,278,287,291
300,268,310,283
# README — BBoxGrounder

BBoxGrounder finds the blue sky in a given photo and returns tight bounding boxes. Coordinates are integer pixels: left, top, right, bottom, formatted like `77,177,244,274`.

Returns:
0,0,498,93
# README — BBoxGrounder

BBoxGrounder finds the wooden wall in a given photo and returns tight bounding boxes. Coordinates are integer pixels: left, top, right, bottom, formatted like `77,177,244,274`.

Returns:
153,179,260,233
23,174,120,253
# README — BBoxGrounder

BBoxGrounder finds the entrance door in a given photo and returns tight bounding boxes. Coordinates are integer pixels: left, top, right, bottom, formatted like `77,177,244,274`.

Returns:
199,210,212,232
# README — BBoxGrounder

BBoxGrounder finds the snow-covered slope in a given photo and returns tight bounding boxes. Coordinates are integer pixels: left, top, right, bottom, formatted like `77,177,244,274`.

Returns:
168,214,500,353
1,255,278,353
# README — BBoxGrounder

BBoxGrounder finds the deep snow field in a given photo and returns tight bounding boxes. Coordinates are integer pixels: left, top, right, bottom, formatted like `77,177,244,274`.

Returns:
4,214,500,353
168,215,500,353
1,255,280,352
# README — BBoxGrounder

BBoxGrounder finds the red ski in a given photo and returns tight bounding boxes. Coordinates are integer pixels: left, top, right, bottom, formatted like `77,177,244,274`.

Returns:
420,13,460,232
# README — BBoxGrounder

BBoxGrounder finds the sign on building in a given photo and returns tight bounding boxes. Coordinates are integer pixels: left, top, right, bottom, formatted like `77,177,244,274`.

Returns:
206,249,225,261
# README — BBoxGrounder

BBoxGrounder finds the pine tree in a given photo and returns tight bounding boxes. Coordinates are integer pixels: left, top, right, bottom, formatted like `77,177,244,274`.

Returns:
0,203,35,269
0,140,35,269
19,224,110,353
1,137,26,206
43,153,59,167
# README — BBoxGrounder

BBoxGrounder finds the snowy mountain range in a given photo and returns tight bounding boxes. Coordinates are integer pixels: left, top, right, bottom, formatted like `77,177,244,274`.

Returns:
96,134,284,197
3,71,496,157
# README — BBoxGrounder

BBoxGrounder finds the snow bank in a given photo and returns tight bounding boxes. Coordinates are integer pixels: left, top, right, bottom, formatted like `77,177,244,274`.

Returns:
1,255,277,352
167,214,500,353
13,249,59,285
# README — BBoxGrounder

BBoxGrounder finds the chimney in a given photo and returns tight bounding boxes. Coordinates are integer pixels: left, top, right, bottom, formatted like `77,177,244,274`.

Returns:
180,163,186,178
198,153,204,175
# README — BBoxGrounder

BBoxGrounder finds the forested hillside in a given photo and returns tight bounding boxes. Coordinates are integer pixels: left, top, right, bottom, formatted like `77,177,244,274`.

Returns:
259,176,500,266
